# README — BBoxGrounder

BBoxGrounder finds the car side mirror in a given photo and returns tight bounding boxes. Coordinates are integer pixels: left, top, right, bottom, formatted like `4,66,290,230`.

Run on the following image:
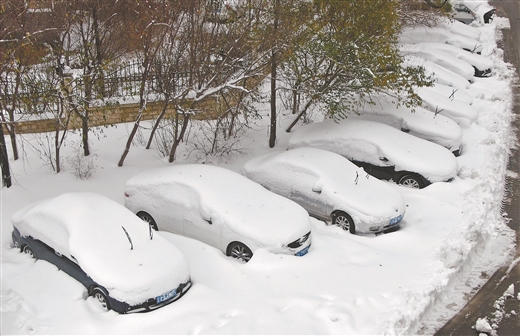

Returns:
379,157,389,162
312,179,323,194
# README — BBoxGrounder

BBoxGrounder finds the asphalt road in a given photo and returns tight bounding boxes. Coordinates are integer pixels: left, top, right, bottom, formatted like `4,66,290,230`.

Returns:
435,1,520,335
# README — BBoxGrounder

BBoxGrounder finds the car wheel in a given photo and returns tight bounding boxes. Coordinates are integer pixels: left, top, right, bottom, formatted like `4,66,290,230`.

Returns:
227,242,253,263
137,211,158,231
91,287,111,311
22,245,35,258
331,211,356,234
398,174,424,189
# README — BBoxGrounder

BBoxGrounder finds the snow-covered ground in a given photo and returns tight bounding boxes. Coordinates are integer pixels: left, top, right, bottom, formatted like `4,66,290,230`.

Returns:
1,14,518,336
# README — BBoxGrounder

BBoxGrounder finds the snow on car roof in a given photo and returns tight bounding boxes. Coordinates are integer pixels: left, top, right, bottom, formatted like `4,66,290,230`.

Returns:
125,164,311,245
350,98,463,151
399,26,483,53
417,88,479,127
11,192,190,305
415,83,473,105
243,147,405,221
400,44,475,81
437,17,481,41
408,43,492,72
403,55,470,90
288,119,458,183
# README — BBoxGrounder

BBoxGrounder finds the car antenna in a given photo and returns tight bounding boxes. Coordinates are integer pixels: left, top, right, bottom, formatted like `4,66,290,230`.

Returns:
434,106,444,118
122,226,133,250
355,171,359,185
449,89,458,101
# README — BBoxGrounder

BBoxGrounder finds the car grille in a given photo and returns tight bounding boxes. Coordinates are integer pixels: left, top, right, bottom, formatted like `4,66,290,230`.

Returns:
287,231,311,249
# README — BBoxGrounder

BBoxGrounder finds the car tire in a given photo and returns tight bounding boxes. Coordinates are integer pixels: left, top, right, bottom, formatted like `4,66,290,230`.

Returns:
227,242,253,263
331,211,356,234
22,245,35,258
91,287,111,311
137,211,158,231
398,174,424,189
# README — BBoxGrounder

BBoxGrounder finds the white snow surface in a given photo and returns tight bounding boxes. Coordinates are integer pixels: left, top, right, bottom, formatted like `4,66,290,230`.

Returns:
415,83,474,105
403,55,471,90
242,147,406,233
417,87,480,127
437,18,482,40
125,164,311,250
399,26,483,53
11,192,190,305
410,42,493,72
288,119,458,183
400,44,476,81
1,7,517,335
348,96,463,152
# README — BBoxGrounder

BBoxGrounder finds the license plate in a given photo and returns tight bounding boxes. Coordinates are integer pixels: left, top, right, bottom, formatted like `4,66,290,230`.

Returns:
156,288,177,304
389,214,402,226
295,245,310,257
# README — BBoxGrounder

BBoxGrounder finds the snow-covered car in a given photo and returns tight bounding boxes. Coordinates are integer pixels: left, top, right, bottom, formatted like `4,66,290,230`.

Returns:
288,119,458,189
243,147,406,234
417,87,479,127
399,26,483,54
400,44,475,81
403,55,470,90
415,83,474,105
438,18,481,40
348,98,463,155
125,164,312,262
407,42,493,77
11,192,191,314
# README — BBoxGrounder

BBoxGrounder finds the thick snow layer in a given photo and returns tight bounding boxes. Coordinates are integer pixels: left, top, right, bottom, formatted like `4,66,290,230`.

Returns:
399,26,483,53
11,192,190,305
415,83,474,105
403,55,471,90
125,164,311,250
288,119,458,183
411,42,493,72
0,6,516,335
418,88,480,127
348,96,463,152
400,44,476,81
437,17,482,40
242,147,406,233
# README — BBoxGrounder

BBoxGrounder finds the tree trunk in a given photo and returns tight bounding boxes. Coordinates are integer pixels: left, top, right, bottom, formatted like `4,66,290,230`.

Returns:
146,99,170,149
286,99,314,133
6,125,18,160
168,113,190,163
118,114,143,167
269,50,277,148
0,124,12,187
81,117,90,156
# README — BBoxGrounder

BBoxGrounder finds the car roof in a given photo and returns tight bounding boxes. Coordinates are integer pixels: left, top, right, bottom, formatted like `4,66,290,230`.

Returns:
126,165,311,244
288,119,458,183
11,192,190,305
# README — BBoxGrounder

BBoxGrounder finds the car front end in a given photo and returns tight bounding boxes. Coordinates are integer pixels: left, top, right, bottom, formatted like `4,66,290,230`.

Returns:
285,231,311,257
112,277,192,314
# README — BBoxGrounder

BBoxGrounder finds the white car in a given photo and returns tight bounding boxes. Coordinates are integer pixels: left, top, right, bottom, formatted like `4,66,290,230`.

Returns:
243,147,406,234
400,44,475,81
403,55,470,90
399,26,483,54
288,119,458,189
407,42,493,77
348,97,463,155
437,19,481,41
417,87,479,127
11,192,191,313
125,164,312,262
